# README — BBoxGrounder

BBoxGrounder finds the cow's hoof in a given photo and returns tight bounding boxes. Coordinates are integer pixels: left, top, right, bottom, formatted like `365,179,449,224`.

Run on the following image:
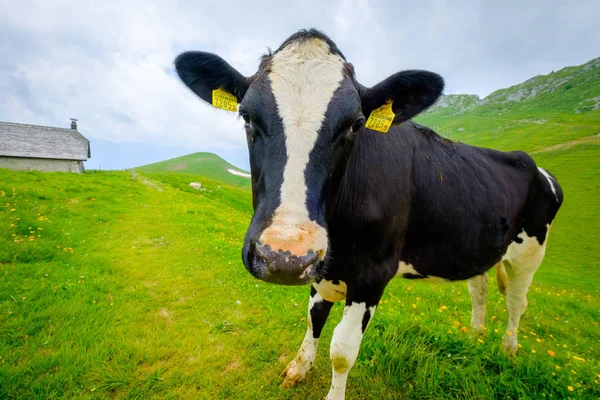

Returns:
280,359,312,388
471,324,485,336
502,334,518,357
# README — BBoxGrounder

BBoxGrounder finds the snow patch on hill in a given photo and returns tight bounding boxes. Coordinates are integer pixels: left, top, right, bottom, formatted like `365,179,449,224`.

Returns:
228,169,251,178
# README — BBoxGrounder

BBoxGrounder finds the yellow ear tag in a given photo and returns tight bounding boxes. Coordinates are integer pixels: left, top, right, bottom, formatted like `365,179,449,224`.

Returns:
212,88,238,112
365,101,395,133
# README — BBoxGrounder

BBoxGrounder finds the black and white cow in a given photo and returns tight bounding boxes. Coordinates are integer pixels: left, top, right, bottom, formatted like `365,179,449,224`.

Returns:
175,29,563,400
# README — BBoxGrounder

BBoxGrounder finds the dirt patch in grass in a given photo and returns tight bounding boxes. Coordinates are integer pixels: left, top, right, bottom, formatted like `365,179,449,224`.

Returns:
532,133,600,154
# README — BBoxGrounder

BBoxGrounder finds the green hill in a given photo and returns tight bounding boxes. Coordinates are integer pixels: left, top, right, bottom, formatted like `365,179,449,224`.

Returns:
416,57,600,152
136,152,251,189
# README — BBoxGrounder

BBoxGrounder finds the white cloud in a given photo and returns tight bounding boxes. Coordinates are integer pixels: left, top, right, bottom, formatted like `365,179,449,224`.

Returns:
0,0,598,168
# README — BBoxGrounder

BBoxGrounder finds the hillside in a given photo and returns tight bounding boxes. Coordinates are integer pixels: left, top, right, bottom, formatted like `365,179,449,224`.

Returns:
416,57,600,152
136,152,251,189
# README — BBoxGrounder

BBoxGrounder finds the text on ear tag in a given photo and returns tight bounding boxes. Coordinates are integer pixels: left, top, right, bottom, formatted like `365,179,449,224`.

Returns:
212,88,238,112
365,101,395,133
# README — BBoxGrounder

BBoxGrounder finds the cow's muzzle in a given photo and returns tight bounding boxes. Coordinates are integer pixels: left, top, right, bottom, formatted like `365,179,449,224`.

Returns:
246,241,320,285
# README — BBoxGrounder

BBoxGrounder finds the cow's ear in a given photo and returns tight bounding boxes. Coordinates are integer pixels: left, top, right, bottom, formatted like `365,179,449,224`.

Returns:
360,70,444,124
174,51,252,105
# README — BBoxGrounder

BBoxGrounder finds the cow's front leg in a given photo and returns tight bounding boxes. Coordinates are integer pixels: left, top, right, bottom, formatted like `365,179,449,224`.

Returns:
326,286,384,400
281,286,333,387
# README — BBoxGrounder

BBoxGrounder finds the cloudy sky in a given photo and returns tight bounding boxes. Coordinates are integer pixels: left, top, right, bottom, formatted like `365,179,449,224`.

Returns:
1,0,598,170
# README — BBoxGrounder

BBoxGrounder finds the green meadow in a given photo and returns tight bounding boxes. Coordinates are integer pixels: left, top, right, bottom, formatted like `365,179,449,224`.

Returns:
1,139,599,399
1,58,599,399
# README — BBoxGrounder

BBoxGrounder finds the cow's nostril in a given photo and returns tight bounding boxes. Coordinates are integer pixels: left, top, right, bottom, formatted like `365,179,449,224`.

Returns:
255,242,272,261
299,251,319,269
255,242,319,274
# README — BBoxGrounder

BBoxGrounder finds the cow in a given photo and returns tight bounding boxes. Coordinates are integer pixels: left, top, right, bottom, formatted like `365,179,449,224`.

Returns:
175,29,563,400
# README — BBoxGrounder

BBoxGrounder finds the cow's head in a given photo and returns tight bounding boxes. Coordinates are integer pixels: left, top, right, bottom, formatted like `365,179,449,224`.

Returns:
175,29,443,285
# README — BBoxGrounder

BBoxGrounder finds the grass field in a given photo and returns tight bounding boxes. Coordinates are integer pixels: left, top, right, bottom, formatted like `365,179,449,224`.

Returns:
1,131,599,399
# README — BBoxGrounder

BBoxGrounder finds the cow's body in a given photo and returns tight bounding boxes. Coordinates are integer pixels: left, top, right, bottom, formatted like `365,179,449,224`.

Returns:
326,120,559,286
175,29,563,400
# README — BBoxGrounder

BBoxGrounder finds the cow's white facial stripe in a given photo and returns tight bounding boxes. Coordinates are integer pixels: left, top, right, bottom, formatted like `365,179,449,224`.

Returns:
538,167,558,201
263,39,345,256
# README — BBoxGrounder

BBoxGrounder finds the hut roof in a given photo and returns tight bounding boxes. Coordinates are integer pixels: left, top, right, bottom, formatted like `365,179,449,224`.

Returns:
0,121,90,161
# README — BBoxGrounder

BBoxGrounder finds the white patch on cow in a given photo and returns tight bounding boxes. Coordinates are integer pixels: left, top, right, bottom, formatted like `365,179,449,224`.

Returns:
313,279,347,303
396,261,450,283
502,226,549,269
538,167,558,201
264,38,345,258
327,302,376,400
281,291,324,387
500,225,550,355
467,273,488,334
227,168,251,178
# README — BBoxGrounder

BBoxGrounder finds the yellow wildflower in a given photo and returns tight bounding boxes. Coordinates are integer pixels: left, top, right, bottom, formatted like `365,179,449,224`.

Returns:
568,386,574,392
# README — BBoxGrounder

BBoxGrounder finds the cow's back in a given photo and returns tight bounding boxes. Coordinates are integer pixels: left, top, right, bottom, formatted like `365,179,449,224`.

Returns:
403,124,542,279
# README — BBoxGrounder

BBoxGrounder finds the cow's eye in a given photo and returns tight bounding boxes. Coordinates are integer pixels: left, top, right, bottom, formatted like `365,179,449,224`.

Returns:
350,117,365,133
240,111,250,124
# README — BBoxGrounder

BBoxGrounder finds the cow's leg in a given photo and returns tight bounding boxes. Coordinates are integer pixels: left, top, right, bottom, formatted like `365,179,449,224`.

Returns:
281,286,333,387
501,230,547,356
468,272,488,335
326,285,384,400
501,259,540,356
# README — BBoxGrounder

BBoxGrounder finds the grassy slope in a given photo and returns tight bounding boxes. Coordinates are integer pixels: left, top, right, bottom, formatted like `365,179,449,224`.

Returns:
1,148,599,399
416,57,600,153
136,152,251,190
